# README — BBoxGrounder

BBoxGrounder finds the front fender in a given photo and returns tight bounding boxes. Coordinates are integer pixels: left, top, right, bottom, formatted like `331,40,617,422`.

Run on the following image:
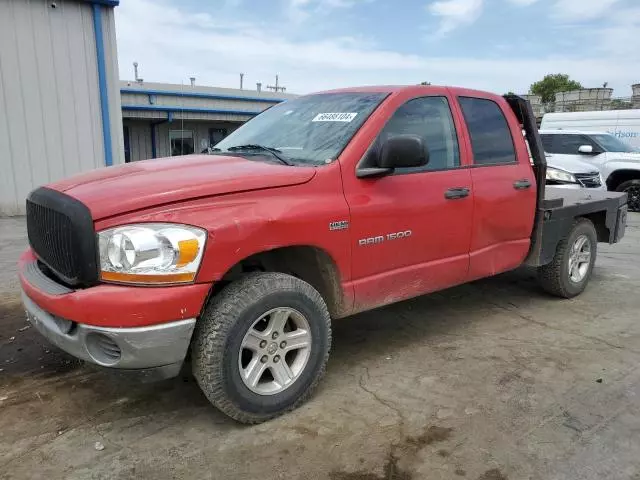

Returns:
93,164,352,286
603,161,640,185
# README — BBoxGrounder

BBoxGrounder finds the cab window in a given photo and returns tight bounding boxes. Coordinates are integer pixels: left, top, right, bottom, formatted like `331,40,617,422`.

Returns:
376,96,460,173
459,97,516,165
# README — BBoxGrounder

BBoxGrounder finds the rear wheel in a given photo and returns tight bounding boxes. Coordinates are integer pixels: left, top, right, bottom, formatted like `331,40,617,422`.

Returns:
537,218,597,298
616,179,640,212
191,272,331,424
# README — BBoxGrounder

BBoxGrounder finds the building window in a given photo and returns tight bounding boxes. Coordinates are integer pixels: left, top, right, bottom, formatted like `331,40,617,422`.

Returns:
170,130,194,156
458,97,516,165
209,128,227,146
123,125,131,163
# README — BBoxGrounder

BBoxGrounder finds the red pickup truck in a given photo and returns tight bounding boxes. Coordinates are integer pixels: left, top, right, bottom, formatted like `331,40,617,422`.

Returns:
19,85,627,423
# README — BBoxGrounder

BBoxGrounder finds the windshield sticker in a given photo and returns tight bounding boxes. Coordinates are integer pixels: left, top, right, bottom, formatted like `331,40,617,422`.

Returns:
312,112,358,122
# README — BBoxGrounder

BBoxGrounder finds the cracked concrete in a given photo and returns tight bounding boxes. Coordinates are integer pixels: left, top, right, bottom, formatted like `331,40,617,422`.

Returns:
2,215,640,479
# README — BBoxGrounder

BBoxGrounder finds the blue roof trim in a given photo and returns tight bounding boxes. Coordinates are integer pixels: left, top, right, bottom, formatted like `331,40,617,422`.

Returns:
120,88,286,104
121,104,262,116
83,0,120,6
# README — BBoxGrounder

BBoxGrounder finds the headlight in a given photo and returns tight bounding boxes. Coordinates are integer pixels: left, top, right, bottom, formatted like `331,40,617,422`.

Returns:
546,167,577,184
98,223,207,285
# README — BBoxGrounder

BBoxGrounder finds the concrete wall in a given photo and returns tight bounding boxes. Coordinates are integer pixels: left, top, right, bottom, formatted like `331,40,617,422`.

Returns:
520,94,543,118
554,88,614,112
0,0,123,216
633,84,640,109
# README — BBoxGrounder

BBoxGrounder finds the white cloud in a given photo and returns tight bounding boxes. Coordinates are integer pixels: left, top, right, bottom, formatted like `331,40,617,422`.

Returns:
285,0,369,22
115,0,639,97
426,0,484,36
552,0,622,21
505,0,540,5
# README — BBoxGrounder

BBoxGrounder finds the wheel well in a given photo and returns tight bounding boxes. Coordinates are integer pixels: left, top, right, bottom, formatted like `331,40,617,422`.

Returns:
606,169,640,190
215,246,347,318
580,211,609,242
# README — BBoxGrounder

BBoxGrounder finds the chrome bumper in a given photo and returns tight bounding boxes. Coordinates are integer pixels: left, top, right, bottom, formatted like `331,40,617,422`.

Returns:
22,292,196,378
549,183,607,191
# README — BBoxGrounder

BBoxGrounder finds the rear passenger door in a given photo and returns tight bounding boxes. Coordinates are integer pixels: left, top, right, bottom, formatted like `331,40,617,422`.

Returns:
456,95,537,280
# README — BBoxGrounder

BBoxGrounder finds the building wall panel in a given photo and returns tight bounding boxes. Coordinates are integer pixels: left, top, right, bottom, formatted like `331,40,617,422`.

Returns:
0,0,121,215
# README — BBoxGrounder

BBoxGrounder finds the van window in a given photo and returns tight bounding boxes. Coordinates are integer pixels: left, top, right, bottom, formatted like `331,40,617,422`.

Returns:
376,96,460,173
458,97,516,165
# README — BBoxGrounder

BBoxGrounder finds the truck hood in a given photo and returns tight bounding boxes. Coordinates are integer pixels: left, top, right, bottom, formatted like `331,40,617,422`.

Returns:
49,155,316,219
546,154,600,174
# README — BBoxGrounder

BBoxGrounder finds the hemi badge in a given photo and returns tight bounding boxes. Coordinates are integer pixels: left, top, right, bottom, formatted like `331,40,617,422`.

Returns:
329,221,349,231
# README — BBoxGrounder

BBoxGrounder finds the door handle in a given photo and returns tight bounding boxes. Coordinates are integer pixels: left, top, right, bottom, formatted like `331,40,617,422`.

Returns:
513,179,532,190
444,187,470,199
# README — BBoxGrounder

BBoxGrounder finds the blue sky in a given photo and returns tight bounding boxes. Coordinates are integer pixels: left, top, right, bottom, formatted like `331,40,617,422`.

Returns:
115,0,640,96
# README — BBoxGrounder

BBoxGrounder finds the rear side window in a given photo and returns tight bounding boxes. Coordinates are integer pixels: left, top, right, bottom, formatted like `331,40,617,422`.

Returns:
459,97,516,165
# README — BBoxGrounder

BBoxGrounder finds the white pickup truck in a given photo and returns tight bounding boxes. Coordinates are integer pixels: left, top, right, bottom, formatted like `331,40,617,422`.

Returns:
540,129,640,211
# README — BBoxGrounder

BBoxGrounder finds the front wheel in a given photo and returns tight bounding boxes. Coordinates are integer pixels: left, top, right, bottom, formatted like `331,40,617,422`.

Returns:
191,273,331,424
537,218,597,298
616,179,640,212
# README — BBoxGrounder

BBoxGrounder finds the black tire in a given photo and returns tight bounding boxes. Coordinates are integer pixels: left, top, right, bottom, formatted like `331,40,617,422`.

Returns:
191,272,331,424
615,179,640,212
537,218,597,298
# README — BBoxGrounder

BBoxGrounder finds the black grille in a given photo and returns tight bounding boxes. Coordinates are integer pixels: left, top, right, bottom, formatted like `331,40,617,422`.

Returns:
26,187,98,286
27,202,78,280
575,172,602,188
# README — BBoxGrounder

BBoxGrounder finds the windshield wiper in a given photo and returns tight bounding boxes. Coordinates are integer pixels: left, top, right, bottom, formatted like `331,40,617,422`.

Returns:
226,144,293,166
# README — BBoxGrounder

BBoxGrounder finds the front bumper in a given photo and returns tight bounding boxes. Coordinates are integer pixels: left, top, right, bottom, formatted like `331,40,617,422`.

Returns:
546,182,607,191
23,292,195,377
19,249,209,378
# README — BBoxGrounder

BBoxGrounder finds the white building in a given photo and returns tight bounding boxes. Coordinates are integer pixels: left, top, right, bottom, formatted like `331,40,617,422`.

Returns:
0,0,124,216
120,81,295,161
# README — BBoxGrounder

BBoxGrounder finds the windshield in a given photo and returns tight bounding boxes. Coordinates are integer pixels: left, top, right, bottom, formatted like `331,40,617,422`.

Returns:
591,134,636,153
213,92,388,165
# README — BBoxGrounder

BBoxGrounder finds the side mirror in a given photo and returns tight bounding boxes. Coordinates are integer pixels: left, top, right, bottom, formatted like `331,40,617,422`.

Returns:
379,135,429,169
578,145,594,154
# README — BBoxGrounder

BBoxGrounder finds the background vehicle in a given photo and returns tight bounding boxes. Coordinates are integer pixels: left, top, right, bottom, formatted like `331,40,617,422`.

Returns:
545,155,604,190
540,129,640,210
541,110,640,150
19,87,628,424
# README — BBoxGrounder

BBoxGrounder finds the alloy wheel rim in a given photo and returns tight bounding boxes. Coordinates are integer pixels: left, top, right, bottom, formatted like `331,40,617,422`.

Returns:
238,307,312,395
567,234,591,283
624,185,640,212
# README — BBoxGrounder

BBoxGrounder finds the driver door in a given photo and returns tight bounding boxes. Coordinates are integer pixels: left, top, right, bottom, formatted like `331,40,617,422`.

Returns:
342,91,474,312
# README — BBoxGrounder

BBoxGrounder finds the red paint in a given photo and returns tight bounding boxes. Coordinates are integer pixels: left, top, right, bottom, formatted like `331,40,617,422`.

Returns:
23,85,538,327
19,250,210,327
49,154,316,220
449,90,536,280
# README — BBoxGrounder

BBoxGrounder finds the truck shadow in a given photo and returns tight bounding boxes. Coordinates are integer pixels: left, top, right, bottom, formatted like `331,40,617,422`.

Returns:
330,267,541,367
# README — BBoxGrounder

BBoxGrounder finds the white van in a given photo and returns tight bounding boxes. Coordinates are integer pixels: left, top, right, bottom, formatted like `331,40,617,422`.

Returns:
541,110,640,150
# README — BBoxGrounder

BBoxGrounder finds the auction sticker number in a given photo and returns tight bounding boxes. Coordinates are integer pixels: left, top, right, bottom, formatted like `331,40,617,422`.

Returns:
312,112,358,122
